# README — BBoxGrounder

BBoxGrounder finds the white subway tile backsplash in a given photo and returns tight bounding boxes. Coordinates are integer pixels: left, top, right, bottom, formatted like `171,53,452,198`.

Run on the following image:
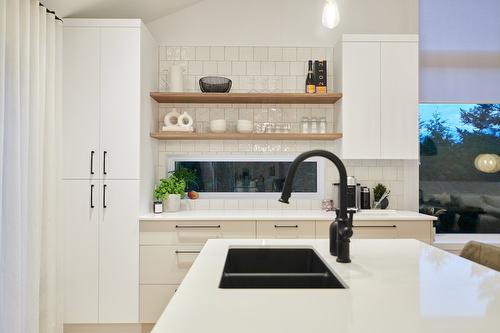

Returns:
225,47,239,60
260,62,275,75
246,62,261,75
217,61,232,75
210,46,225,61
253,47,268,61
275,62,290,76
232,61,247,75
203,61,217,75
290,62,305,76
282,47,297,61
296,47,312,61
181,47,196,60
311,47,326,60
195,46,210,60
268,47,283,61
188,61,203,75
239,47,253,61
156,44,407,210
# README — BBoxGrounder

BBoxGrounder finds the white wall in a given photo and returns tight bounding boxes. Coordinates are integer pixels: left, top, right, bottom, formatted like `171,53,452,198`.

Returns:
147,0,418,46
420,0,500,102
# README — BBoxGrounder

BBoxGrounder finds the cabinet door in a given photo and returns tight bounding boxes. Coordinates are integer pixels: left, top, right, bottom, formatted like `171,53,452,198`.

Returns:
99,180,139,323
63,180,99,323
342,42,381,159
100,28,141,179
380,42,419,159
62,27,100,179
140,285,178,324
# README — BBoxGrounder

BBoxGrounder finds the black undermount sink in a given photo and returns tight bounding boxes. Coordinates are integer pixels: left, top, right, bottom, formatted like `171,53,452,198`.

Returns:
219,248,346,289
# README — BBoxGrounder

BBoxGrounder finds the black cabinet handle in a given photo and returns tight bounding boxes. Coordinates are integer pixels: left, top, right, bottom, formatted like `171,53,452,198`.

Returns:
175,225,221,229
103,184,107,208
90,151,95,175
90,184,95,208
174,250,201,254
353,225,397,228
274,225,299,228
103,151,107,175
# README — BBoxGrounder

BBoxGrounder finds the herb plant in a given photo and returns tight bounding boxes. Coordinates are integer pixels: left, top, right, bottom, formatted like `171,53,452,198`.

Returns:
153,176,186,201
373,183,388,201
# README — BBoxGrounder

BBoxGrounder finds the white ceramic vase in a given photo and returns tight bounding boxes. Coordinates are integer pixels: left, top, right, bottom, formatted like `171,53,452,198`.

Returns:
165,194,181,212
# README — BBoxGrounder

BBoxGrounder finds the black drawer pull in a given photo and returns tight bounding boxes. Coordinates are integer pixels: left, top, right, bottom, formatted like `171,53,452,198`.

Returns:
353,225,397,228
274,225,299,228
175,225,221,229
175,250,201,254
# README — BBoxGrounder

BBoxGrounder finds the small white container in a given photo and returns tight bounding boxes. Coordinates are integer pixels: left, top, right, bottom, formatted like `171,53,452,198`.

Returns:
237,120,253,133
165,194,181,212
210,119,227,133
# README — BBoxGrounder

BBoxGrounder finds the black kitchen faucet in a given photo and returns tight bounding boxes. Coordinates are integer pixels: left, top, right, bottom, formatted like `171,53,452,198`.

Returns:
279,150,354,263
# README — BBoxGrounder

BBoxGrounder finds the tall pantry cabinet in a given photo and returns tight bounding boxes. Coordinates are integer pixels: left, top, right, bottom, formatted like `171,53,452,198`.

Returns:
62,19,158,324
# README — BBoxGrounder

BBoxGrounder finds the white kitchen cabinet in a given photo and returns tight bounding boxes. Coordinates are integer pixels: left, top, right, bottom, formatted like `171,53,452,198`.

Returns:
63,19,158,325
63,180,99,323
62,28,100,179
337,35,419,159
100,28,141,179
63,25,143,180
380,42,419,159
341,41,381,159
99,180,139,323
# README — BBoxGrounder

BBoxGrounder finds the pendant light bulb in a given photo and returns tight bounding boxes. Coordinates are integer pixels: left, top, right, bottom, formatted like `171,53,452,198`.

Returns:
322,0,340,29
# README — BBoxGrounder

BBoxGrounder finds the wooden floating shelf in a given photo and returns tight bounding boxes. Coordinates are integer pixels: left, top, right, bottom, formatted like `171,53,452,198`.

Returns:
150,92,342,104
150,132,343,141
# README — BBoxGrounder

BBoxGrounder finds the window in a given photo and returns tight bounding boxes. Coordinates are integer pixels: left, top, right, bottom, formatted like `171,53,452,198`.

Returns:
419,104,500,234
167,156,324,199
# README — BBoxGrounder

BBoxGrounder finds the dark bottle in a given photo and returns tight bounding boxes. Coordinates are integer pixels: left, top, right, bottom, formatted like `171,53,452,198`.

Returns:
305,60,316,94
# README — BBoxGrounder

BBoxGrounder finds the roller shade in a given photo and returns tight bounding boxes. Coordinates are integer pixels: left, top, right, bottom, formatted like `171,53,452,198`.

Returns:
420,0,500,103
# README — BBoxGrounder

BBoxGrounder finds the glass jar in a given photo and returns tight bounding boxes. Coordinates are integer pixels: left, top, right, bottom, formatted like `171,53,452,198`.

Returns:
319,117,327,134
310,117,318,133
301,117,310,133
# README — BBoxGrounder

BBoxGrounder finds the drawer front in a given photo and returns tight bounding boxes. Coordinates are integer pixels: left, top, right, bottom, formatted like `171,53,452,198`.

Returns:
256,220,315,239
140,220,255,245
316,220,432,242
394,220,433,244
316,220,397,239
140,245,202,284
140,284,177,323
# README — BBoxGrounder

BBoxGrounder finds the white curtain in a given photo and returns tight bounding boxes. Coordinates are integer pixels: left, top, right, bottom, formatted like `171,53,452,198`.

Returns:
0,1,63,333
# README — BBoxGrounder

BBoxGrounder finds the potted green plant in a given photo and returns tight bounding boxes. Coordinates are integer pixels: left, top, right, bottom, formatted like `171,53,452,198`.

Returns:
373,183,390,209
153,175,186,212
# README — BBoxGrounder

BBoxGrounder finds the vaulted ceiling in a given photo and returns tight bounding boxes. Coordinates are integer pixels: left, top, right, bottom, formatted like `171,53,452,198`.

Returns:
42,0,204,22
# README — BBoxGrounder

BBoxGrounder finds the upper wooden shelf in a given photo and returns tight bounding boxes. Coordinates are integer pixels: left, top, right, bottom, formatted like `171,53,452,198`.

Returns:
150,92,342,104
150,132,342,141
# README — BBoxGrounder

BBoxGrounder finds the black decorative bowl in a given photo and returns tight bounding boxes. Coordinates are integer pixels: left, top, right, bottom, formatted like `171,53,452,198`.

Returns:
199,76,232,93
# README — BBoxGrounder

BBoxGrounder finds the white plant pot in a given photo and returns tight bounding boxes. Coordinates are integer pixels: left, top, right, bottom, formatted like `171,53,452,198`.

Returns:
165,194,181,212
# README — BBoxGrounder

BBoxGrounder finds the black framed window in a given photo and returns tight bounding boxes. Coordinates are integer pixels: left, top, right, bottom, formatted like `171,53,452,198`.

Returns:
419,104,500,233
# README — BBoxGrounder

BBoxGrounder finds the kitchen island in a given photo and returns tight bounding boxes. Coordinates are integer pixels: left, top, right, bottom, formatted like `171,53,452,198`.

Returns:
151,239,500,333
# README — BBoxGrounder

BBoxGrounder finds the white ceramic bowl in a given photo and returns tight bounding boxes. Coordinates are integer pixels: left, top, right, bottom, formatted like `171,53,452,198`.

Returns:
237,120,253,133
210,119,227,133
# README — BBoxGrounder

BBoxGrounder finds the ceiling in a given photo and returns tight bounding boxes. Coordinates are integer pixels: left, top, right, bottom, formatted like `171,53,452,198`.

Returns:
41,0,204,22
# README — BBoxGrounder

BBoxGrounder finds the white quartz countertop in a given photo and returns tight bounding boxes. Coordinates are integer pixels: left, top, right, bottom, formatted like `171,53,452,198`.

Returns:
140,209,437,221
152,239,500,333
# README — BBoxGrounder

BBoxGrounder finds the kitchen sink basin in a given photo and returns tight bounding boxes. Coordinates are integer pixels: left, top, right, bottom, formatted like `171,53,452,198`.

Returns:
219,248,346,289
